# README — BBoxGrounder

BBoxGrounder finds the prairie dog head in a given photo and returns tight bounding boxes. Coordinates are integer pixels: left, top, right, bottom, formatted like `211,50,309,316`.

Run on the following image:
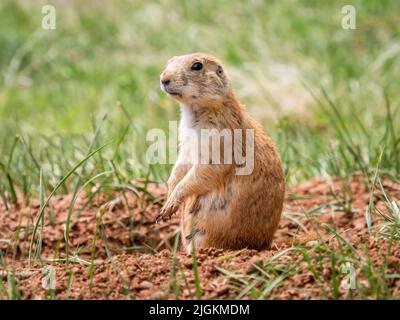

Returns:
160,53,231,105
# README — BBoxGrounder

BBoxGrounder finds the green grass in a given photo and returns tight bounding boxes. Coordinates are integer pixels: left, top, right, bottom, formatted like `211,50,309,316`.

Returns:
0,0,399,300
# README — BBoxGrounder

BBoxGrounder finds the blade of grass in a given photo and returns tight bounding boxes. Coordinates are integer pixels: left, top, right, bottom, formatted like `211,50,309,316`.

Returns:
191,240,202,300
65,114,107,264
28,142,112,265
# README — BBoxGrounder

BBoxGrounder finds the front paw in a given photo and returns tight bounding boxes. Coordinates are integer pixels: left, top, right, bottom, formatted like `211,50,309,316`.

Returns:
155,197,181,223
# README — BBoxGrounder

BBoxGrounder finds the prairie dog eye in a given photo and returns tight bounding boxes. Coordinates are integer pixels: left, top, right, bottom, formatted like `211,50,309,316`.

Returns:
191,62,203,71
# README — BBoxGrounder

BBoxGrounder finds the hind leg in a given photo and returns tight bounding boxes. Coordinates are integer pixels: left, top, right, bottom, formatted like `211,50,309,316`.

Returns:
180,212,205,253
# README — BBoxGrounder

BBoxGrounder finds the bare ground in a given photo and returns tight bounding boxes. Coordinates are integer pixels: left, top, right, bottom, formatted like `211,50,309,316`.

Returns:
1,176,399,299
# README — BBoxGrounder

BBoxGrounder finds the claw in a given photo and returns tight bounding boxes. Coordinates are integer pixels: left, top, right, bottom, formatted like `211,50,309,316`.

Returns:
154,199,180,224
155,213,164,223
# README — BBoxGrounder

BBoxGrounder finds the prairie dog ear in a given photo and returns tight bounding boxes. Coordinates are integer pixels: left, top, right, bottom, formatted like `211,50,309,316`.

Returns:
216,65,224,77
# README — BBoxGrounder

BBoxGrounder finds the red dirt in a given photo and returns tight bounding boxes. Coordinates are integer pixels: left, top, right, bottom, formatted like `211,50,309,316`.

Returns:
1,176,399,299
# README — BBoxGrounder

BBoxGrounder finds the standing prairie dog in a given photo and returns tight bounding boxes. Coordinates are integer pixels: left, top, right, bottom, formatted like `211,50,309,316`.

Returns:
157,53,285,253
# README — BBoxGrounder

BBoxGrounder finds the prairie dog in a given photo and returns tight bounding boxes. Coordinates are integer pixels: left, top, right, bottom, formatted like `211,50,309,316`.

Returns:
158,53,285,253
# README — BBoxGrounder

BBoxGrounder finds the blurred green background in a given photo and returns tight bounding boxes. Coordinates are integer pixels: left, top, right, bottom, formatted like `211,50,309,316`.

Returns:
0,0,399,202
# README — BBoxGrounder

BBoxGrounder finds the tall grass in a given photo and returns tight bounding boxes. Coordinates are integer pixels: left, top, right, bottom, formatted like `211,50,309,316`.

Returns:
0,0,399,199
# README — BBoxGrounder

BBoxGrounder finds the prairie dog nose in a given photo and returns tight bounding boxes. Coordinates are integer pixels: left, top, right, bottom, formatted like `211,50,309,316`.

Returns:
161,78,170,86
160,71,172,86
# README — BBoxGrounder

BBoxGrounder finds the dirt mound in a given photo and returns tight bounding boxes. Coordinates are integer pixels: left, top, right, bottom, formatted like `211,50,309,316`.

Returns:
1,176,399,299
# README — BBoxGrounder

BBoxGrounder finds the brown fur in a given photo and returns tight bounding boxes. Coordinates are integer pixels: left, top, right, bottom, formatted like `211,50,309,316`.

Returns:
158,53,285,252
